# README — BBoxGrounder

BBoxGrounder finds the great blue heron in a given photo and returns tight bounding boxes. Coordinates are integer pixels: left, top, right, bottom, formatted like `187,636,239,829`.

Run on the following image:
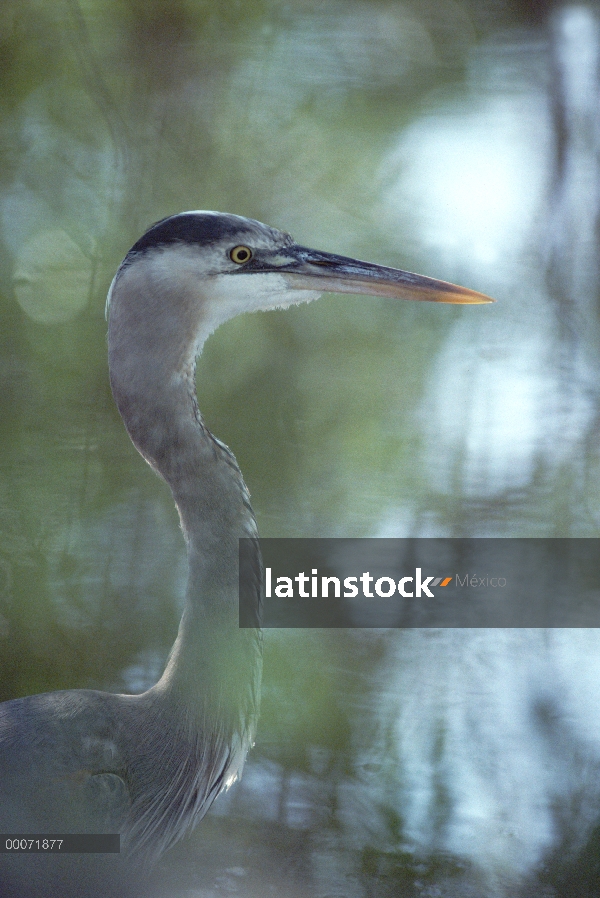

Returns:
0,212,492,868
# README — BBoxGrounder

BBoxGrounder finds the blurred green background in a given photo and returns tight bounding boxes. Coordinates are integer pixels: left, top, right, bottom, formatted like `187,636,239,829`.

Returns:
2,1,600,895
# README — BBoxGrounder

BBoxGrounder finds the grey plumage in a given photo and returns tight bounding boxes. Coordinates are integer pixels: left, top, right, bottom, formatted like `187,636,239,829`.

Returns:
0,212,492,879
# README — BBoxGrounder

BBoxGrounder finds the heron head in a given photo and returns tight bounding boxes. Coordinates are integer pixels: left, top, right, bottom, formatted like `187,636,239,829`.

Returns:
107,211,493,333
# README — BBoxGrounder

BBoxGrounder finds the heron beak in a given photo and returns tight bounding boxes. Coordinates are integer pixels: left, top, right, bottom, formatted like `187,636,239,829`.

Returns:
277,245,494,304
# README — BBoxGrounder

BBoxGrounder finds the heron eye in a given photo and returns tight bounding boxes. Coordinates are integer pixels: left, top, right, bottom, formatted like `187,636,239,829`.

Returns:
230,245,253,264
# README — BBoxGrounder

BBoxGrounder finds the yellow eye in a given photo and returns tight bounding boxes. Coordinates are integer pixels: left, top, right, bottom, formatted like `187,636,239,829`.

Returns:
230,245,253,264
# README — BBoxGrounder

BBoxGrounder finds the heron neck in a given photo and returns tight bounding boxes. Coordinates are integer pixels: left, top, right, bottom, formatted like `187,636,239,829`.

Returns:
107,273,257,704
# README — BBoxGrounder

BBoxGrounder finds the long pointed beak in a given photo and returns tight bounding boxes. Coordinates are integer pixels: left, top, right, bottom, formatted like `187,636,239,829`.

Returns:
275,245,494,304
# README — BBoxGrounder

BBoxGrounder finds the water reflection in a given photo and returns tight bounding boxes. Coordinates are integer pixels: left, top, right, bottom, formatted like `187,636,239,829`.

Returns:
380,11,600,533
382,86,550,277
1,2,600,896
374,631,600,884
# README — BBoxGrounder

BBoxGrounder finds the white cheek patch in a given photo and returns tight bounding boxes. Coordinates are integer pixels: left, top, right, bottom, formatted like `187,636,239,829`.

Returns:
206,273,322,328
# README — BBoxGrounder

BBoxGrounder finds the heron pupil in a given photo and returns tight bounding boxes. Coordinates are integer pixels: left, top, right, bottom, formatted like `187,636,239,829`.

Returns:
231,246,251,263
